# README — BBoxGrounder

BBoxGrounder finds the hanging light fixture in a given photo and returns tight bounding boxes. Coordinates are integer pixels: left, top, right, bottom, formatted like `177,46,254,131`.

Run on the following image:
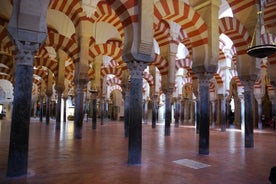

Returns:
247,0,276,58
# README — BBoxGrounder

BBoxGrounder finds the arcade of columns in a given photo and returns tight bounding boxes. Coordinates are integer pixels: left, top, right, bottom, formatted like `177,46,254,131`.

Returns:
2,0,276,178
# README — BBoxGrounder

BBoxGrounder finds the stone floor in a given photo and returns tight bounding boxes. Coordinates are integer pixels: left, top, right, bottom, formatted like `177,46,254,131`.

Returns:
0,118,276,184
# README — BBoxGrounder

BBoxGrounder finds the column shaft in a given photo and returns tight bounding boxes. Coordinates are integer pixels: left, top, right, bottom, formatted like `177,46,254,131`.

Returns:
127,61,147,165
198,79,210,155
244,84,254,147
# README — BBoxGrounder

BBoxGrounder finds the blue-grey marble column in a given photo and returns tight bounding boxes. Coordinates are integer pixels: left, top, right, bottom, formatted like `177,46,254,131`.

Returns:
7,41,40,177
92,98,97,129
127,61,147,165
123,87,130,137
198,77,211,155
55,89,63,130
151,94,158,128
174,98,181,128
100,97,104,125
241,79,255,148
63,96,67,122
45,94,51,125
164,89,172,136
218,94,227,132
74,81,86,139
39,95,44,122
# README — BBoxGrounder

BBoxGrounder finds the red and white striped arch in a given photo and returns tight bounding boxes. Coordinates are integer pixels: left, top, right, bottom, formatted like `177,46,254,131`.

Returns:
219,17,251,55
0,26,14,55
150,53,168,75
104,0,138,27
88,68,95,80
37,48,51,59
106,38,123,48
49,0,89,28
101,66,123,78
33,68,48,82
0,55,13,70
261,32,276,45
34,58,58,76
106,76,121,86
143,71,154,86
264,0,276,32
0,67,11,77
0,74,13,83
45,32,79,62
154,20,170,47
89,43,122,63
154,0,208,48
227,0,256,15
175,57,192,70
109,85,122,94
179,28,192,56
91,1,124,41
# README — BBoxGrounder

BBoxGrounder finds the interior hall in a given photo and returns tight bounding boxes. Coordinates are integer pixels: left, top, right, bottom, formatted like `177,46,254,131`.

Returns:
0,0,276,183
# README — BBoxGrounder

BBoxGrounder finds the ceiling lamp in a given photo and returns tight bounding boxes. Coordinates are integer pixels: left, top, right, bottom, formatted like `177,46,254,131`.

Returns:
247,0,276,58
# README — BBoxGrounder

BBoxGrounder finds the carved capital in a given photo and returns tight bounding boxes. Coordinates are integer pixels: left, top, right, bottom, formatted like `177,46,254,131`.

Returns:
127,60,147,79
14,40,39,66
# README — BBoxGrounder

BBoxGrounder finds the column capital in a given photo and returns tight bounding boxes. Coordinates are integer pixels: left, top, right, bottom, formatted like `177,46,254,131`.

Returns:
127,60,147,79
14,40,40,66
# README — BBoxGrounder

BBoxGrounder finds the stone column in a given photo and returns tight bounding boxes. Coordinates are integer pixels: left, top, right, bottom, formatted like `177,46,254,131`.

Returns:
45,93,52,125
127,60,147,165
174,97,181,128
7,40,40,177
6,0,49,176
210,100,216,128
74,80,87,139
45,69,53,125
241,79,255,148
100,96,105,125
218,94,227,132
55,88,64,130
151,94,158,128
195,99,200,134
39,95,44,122
143,99,149,124
123,84,130,137
90,89,98,130
198,75,212,155
63,96,68,122
255,96,263,129
164,88,173,136
239,94,245,133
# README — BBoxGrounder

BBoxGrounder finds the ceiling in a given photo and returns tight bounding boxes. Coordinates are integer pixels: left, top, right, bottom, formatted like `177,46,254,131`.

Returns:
0,0,276,104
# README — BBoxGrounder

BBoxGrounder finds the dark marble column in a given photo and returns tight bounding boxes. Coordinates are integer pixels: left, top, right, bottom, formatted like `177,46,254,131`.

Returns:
63,96,67,122
127,60,147,165
241,79,255,148
124,88,130,137
55,89,63,130
211,100,216,128
195,99,200,134
219,95,227,132
100,97,104,125
7,41,40,177
151,94,158,128
45,93,52,125
90,90,98,130
256,98,263,129
164,89,173,136
92,98,97,129
74,81,86,139
39,95,44,122
198,77,211,155
174,97,181,128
